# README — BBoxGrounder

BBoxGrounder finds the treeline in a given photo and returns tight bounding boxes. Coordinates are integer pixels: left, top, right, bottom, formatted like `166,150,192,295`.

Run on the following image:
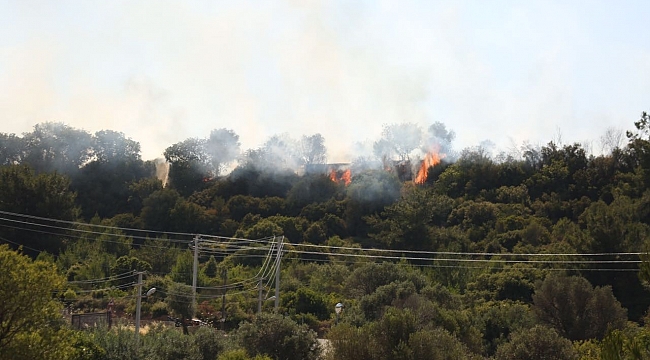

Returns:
1,113,650,359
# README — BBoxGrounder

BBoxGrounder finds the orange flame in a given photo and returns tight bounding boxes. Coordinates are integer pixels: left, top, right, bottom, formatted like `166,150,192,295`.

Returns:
341,169,351,186
329,169,337,183
330,169,352,186
415,151,442,184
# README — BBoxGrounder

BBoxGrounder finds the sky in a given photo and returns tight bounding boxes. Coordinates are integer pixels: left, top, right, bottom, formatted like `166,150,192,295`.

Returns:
1,0,649,162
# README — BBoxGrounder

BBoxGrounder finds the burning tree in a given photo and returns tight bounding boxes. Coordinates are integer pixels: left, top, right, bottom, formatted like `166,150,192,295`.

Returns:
414,148,443,184
373,123,423,162
330,168,351,186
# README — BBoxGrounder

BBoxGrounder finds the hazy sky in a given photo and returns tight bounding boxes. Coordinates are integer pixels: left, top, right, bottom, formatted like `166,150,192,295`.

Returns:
1,0,649,161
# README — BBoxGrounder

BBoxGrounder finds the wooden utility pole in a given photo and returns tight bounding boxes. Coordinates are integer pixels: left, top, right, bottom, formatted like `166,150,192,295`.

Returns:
134,271,143,350
257,277,263,314
221,268,227,330
192,235,199,315
274,236,283,312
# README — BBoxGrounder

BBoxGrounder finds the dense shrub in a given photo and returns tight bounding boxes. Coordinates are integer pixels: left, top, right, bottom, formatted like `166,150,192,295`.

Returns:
235,313,321,360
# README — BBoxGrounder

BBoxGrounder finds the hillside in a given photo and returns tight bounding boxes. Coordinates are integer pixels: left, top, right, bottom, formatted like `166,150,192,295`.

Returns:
1,116,650,359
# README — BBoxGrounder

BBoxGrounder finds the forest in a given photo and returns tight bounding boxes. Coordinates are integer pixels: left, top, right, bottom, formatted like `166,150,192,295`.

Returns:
2,113,650,360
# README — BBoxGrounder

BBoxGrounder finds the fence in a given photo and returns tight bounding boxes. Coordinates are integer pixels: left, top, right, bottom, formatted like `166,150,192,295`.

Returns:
71,311,111,329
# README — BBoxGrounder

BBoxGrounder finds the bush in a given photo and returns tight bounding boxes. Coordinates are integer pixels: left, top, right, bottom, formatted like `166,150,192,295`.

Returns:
92,289,109,299
327,322,478,360
192,327,229,360
64,288,78,301
88,324,232,360
217,349,272,360
151,301,170,318
235,313,321,360
533,275,627,340
494,325,577,360
139,324,200,360
218,350,249,360
69,331,107,360
282,287,330,320
91,325,137,360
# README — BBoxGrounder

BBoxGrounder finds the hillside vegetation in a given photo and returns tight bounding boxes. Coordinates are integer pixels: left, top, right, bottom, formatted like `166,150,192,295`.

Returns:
2,115,650,359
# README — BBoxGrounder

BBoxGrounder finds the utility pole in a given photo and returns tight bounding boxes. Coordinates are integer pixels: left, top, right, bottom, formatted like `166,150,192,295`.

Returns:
192,235,199,315
257,277,263,314
274,236,283,312
221,268,227,330
134,271,143,350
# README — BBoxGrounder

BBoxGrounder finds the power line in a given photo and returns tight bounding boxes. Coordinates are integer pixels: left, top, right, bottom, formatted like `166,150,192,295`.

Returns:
1,211,646,272
67,282,136,294
194,237,282,290
283,248,642,264
4,210,646,258
195,237,642,266
0,223,187,250
0,210,196,240
0,234,44,253
68,271,137,284
0,216,190,244
195,235,645,261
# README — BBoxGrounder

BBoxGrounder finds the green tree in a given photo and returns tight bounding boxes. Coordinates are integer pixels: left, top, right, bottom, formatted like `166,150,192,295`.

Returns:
169,251,195,285
447,200,499,242
204,128,241,177
281,287,330,320
72,130,153,220
127,177,164,216
303,222,327,244
0,132,25,165
140,188,181,231
203,255,219,278
236,219,283,240
373,123,423,162
493,325,577,360
166,282,196,326
286,174,339,211
0,245,72,359
139,324,201,360
467,266,540,303
218,349,272,360
0,165,79,255
68,331,107,360
367,185,453,250
298,134,327,165
22,122,93,175
91,129,141,163
226,195,262,221
600,328,650,360
406,327,477,360
370,307,416,356
344,170,401,237
167,198,217,234
164,138,210,197
258,134,302,171
110,256,152,286
327,323,376,360
229,152,300,198
359,281,417,321
132,238,181,275
344,262,427,298
473,300,536,356
235,313,320,360
532,275,627,341
626,111,650,187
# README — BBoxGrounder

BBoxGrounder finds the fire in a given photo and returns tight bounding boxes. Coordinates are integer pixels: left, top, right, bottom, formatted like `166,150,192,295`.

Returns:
415,151,442,184
341,169,351,186
329,170,337,183
330,169,351,186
